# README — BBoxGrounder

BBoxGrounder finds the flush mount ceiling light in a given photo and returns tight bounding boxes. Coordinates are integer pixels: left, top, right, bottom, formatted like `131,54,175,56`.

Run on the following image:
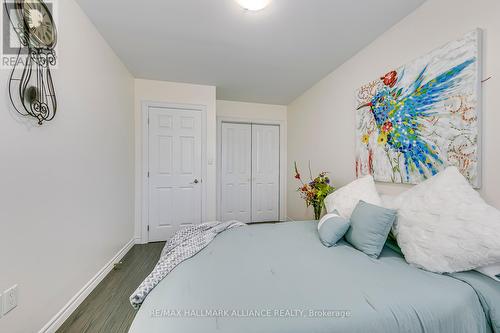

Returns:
236,0,271,11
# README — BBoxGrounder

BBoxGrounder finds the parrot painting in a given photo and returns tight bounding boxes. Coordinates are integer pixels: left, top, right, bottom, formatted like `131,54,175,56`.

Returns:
357,58,476,183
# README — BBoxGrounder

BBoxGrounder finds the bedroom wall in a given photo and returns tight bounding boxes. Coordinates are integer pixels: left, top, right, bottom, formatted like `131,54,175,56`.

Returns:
217,100,287,121
134,79,217,241
0,1,135,332
287,0,500,219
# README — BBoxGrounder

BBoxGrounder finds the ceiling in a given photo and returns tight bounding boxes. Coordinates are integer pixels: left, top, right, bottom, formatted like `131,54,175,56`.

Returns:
76,0,425,105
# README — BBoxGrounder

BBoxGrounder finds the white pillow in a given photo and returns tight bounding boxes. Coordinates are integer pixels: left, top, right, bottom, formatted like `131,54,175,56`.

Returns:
476,264,500,282
392,167,500,274
380,194,397,209
324,175,382,218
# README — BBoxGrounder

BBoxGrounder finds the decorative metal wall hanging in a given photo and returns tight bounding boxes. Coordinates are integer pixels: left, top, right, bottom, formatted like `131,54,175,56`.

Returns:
5,0,57,125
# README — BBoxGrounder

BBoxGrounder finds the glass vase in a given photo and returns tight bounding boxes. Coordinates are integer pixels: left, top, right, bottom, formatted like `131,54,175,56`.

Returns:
313,202,323,220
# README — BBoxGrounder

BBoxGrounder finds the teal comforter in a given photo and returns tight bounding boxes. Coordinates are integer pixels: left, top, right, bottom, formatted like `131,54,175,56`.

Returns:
129,221,500,333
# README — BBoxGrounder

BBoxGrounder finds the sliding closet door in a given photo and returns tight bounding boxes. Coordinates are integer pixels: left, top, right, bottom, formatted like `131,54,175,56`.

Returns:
251,124,280,222
220,123,252,223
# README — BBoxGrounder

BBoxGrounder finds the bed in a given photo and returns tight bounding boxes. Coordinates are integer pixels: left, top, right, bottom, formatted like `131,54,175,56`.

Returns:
129,221,500,333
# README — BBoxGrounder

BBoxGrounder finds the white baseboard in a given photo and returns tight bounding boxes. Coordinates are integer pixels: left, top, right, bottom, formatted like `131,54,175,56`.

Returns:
39,238,137,333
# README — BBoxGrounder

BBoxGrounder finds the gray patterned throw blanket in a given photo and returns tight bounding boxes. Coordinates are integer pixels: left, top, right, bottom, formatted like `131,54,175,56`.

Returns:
130,221,246,309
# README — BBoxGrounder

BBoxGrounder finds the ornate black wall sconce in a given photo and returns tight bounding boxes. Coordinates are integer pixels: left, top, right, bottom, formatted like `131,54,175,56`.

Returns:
5,0,57,125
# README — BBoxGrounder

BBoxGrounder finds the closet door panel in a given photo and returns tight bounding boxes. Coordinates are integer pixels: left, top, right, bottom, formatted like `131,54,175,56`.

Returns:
251,124,280,222
221,123,252,222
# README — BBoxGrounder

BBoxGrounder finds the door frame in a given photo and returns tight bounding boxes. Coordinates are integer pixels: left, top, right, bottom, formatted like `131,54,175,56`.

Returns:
141,101,208,243
216,116,287,222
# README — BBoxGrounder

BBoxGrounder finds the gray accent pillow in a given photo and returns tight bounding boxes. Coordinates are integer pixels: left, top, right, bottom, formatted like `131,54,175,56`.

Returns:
345,200,397,258
317,211,351,247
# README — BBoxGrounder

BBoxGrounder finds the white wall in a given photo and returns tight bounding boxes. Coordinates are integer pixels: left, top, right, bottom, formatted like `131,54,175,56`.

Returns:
0,1,135,332
287,0,500,220
217,100,287,121
134,79,217,241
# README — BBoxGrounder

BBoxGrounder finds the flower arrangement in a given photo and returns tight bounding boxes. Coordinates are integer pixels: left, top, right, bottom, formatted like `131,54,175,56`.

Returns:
294,162,335,220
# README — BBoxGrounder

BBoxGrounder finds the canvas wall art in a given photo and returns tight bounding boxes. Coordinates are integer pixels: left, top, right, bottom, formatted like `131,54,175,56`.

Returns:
355,30,482,187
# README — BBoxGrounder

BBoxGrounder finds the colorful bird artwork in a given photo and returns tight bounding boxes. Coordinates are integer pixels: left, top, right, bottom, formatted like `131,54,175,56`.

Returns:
355,30,481,187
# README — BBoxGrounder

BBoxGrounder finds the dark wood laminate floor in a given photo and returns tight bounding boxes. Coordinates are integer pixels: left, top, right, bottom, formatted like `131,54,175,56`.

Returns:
57,242,165,333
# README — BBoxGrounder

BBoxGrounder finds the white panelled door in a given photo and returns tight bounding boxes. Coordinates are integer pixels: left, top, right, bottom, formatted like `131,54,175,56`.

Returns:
251,124,280,222
148,106,203,242
220,123,252,223
219,122,280,223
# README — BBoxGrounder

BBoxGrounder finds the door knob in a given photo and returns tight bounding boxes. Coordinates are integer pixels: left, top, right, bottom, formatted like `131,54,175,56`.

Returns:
193,179,199,184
